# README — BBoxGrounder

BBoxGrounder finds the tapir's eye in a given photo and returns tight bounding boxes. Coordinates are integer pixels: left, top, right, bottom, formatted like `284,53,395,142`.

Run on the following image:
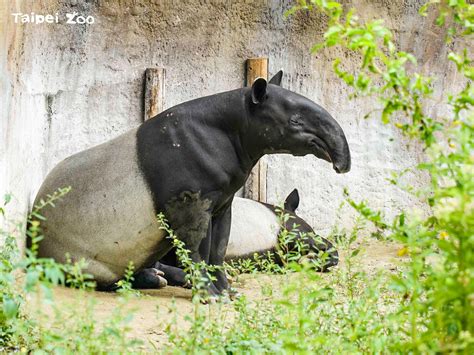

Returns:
289,115,302,126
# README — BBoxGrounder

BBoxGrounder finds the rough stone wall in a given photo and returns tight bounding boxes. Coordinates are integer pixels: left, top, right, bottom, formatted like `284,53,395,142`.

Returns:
0,0,464,238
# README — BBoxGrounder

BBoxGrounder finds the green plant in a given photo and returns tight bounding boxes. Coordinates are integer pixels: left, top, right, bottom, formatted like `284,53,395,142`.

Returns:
157,212,221,302
164,232,402,354
115,261,141,296
0,190,141,352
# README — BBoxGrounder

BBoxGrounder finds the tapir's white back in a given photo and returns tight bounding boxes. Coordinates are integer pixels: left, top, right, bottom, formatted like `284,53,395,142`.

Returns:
35,128,165,287
227,197,280,259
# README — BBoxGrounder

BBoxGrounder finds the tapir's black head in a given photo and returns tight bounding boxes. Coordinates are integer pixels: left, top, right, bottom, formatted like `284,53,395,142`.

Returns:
266,188,339,271
248,70,351,174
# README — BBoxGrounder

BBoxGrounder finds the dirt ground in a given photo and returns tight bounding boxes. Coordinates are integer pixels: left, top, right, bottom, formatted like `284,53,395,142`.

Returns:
31,238,403,351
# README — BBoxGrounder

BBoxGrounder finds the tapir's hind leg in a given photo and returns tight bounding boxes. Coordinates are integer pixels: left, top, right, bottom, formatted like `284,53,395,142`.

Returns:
132,268,168,289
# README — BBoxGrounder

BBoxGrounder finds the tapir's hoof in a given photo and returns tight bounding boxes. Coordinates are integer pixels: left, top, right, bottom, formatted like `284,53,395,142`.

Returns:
132,268,168,289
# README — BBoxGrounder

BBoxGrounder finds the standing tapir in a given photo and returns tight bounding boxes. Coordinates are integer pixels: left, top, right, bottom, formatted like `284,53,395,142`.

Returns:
145,189,339,289
32,70,351,295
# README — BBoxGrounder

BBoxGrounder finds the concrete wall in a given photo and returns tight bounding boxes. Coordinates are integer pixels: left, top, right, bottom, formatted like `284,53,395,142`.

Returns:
0,0,462,239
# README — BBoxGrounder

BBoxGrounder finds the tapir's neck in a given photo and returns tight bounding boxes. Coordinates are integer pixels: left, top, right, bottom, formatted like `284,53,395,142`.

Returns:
171,88,266,171
197,88,271,165
212,89,276,169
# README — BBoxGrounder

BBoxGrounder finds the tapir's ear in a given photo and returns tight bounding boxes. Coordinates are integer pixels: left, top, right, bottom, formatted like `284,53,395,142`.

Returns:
284,188,300,212
269,70,283,86
251,77,267,104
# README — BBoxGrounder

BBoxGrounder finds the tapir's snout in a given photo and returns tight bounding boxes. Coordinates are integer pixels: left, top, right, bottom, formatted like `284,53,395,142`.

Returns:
333,159,350,174
317,111,351,174
332,139,351,174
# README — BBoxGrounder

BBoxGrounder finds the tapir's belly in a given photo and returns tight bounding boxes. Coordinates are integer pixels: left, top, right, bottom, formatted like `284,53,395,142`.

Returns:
35,128,165,287
226,198,279,259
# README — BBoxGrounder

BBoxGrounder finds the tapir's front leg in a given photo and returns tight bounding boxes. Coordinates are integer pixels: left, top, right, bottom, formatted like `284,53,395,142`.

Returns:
163,196,221,296
174,218,221,296
208,203,232,293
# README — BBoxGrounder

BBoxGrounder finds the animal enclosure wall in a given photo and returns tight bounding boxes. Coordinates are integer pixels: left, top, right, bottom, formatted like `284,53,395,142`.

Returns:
0,0,463,245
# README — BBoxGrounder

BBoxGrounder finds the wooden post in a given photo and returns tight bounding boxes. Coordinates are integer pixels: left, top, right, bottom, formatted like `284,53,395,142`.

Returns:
144,68,165,121
244,58,268,202
246,58,268,86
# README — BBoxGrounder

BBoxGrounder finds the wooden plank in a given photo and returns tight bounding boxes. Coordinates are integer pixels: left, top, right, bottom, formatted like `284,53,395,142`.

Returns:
246,58,268,87
144,68,165,121
243,58,268,202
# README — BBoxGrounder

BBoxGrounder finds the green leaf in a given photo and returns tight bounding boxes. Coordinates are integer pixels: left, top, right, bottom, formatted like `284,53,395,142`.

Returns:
4,193,12,205
351,249,361,257
2,298,19,319
324,24,343,39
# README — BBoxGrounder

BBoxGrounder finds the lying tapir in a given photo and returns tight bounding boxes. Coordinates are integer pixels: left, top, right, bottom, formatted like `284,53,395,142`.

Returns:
137,189,339,288
32,70,351,296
